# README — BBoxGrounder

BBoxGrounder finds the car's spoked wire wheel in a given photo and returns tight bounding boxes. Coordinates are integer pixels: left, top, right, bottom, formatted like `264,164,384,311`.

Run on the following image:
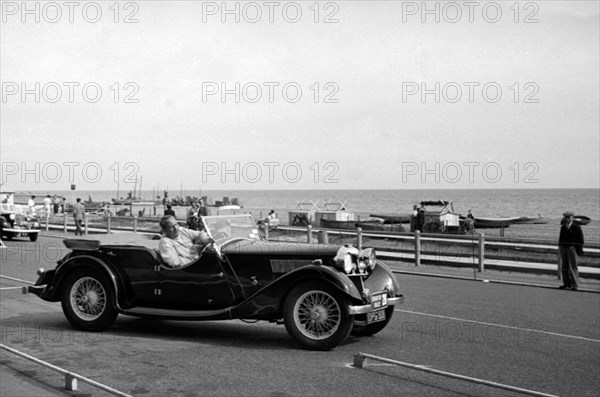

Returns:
294,290,341,340
70,276,107,321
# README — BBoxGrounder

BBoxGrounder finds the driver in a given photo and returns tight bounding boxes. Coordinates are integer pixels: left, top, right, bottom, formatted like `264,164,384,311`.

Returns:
158,215,214,268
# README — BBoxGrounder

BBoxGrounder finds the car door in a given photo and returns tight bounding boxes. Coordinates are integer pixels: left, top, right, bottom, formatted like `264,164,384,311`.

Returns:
157,251,237,310
106,246,159,307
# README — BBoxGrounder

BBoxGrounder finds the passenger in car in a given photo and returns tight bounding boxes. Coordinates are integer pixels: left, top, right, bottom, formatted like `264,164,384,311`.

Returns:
158,215,214,267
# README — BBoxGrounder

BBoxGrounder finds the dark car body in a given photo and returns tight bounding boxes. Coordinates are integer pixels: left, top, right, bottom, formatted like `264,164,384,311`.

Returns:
28,214,403,350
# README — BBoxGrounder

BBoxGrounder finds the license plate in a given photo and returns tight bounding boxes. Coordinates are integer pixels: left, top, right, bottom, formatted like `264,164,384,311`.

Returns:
367,309,386,324
371,292,388,310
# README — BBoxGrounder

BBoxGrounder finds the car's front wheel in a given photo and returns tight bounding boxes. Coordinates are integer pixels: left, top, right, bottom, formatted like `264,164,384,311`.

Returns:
61,268,118,331
283,281,353,350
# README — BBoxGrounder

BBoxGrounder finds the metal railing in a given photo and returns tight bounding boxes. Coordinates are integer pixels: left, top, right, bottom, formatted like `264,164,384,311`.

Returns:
0,343,132,396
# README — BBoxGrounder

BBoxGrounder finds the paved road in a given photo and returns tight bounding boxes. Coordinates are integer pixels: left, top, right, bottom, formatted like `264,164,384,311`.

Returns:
1,236,599,396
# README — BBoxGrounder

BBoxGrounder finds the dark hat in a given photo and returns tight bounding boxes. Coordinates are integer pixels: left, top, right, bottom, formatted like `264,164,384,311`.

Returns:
562,211,575,217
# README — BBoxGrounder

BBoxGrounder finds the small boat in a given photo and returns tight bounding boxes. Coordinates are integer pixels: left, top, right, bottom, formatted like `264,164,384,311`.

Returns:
513,216,549,225
458,215,552,229
320,218,405,232
468,217,521,229
573,215,591,226
369,214,412,224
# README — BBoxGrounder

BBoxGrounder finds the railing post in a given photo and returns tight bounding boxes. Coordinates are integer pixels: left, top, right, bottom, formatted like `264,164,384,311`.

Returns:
317,230,328,244
65,374,78,391
307,225,312,243
478,233,485,272
107,215,111,234
414,230,421,267
63,214,67,233
133,216,138,232
357,227,363,250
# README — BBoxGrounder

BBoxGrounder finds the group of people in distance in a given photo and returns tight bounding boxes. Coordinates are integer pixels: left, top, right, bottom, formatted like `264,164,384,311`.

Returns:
410,205,476,233
186,200,208,231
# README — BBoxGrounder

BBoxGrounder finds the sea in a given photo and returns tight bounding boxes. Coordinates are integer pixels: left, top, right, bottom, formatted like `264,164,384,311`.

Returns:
26,188,600,221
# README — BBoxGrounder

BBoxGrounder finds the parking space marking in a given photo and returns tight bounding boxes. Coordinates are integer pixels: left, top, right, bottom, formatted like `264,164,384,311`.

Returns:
395,309,600,343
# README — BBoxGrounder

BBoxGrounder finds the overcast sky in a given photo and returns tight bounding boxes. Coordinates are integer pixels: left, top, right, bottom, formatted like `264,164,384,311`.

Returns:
1,0,598,191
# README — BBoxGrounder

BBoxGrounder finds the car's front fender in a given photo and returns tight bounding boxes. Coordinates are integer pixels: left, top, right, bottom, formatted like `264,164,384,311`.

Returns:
229,264,363,319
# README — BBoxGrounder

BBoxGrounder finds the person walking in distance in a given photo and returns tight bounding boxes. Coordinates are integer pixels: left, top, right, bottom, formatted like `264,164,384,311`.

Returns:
73,198,86,236
558,211,584,290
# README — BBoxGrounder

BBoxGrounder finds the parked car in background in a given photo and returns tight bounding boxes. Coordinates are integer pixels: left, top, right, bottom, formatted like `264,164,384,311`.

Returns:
0,210,41,241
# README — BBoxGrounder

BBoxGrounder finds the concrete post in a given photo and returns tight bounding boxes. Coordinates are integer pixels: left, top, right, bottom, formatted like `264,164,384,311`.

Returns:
478,233,485,272
84,217,88,235
133,216,138,232
317,230,329,244
307,225,312,243
65,374,78,391
264,224,269,241
63,215,67,233
107,215,111,234
415,230,421,267
357,227,363,250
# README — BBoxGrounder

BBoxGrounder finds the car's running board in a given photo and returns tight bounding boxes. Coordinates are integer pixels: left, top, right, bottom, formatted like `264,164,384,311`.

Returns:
123,306,233,319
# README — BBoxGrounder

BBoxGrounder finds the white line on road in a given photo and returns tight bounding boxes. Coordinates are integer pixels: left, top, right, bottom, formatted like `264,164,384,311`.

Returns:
396,309,600,343
0,275,35,285
352,353,559,397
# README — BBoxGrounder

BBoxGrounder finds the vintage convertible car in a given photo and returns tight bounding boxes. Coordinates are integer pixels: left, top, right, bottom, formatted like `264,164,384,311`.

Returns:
0,210,40,241
27,214,403,350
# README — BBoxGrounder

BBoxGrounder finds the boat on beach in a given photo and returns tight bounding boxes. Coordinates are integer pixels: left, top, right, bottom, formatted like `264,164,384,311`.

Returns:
369,214,412,224
320,218,405,232
573,215,591,226
468,216,522,229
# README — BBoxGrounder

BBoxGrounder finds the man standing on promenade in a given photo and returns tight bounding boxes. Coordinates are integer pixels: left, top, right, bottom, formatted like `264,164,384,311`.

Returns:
43,195,52,219
558,211,584,290
164,204,176,217
73,198,86,236
28,195,36,215
416,208,425,232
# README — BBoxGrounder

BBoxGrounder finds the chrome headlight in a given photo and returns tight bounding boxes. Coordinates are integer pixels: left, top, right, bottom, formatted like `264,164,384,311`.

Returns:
9,213,16,220
359,248,377,271
334,244,360,274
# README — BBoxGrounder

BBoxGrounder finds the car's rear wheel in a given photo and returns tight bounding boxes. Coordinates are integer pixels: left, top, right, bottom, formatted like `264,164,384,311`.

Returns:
351,306,394,337
61,268,117,331
29,233,38,242
283,281,353,351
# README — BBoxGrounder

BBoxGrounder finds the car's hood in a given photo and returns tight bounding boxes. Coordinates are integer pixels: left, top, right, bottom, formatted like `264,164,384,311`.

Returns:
223,239,341,257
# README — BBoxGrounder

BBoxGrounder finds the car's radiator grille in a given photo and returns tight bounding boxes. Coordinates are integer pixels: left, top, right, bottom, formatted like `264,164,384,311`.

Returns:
270,259,313,273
